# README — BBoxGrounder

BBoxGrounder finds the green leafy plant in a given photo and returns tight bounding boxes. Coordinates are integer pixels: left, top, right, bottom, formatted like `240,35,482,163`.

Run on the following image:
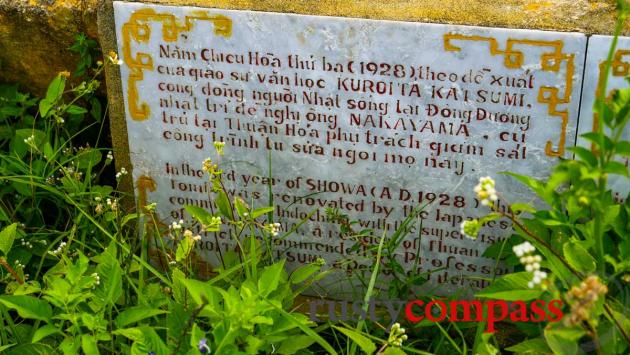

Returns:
465,2,630,354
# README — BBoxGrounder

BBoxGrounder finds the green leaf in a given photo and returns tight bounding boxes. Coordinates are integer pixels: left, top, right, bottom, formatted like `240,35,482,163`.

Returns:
476,272,543,301
0,295,52,321
505,338,550,354
11,281,41,296
277,335,316,354
603,204,621,227
382,348,407,355
31,324,62,343
544,324,584,355
234,197,249,218
13,129,46,158
603,161,629,176
171,268,188,304
81,334,100,355
4,343,55,355
616,141,630,156
245,335,264,353
185,204,212,224
268,303,336,355
189,324,206,350
43,142,54,161
289,263,321,284
0,345,14,353
74,148,102,170
215,190,232,220
114,327,168,355
39,74,66,117
93,243,122,308
569,146,598,167
38,99,53,118
538,218,565,227
251,206,275,219
563,241,596,273
333,326,376,354
0,223,18,255
66,105,87,115
581,132,613,150
258,259,286,297
503,172,551,205
181,278,221,314
45,74,66,102
175,234,194,262
90,97,102,121
475,333,499,355
510,203,536,214
115,306,167,328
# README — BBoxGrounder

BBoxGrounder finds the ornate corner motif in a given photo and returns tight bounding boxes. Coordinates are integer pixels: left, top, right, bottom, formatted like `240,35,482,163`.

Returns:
122,8,232,121
137,174,168,233
591,49,630,149
444,34,575,157
137,174,158,208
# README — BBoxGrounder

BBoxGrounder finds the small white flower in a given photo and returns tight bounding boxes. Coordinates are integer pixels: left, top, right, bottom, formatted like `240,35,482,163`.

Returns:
474,176,499,207
514,241,547,288
23,135,35,144
170,220,182,230
265,222,281,236
533,263,540,270
533,276,541,284
115,168,128,179
48,240,67,256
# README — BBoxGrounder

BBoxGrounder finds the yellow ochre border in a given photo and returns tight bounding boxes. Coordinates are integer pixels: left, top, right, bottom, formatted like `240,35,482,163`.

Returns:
444,34,575,157
591,49,630,151
122,8,232,121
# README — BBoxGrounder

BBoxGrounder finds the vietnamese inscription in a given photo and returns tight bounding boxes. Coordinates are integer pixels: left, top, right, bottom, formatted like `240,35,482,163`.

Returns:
113,1,586,298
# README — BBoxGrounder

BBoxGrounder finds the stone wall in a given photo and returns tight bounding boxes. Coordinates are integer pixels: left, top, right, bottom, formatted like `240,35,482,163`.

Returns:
0,0,627,94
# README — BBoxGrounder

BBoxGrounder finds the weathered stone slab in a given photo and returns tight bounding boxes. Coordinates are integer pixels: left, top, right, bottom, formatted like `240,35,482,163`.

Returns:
109,0,586,298
1,0,625,94
577,35,630,202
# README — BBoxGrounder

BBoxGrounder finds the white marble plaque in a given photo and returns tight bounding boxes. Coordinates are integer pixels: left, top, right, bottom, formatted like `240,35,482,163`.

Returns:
113,1,586,298
578,35,630,202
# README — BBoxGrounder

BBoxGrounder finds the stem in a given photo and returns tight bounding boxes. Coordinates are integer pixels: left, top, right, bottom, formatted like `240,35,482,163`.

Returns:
0,258,23,284
604,304,630,346
376,343,388,354
499,210,581,278
171,299,208,355
0,308,7,345
593,3,626,275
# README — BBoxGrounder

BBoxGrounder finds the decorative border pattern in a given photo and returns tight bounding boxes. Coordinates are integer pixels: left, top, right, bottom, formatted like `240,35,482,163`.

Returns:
122,9,232,121
137,175,158,209
444,34,575,157
591,49,630,144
